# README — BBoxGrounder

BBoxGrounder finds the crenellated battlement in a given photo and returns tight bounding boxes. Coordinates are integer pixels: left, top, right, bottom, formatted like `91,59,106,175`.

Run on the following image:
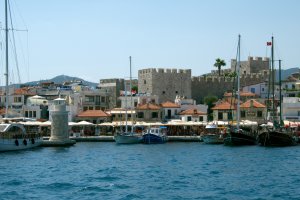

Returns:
139,68,191,75
191,72,269,84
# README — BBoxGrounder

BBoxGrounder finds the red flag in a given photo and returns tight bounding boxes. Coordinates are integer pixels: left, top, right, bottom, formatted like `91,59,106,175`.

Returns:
267,42,272,46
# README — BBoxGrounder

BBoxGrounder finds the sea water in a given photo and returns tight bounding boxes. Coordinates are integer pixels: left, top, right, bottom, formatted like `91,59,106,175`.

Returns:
1,142,300,200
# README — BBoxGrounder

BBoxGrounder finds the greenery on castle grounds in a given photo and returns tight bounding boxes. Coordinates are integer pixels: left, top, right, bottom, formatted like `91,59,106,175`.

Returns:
204,95,218,121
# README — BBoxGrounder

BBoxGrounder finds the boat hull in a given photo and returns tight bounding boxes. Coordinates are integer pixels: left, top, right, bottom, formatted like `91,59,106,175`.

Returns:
258,131,297,147
143,133,167,144
114,133,142,144
0,138,42,152
224,131,257,146
202,134,224,144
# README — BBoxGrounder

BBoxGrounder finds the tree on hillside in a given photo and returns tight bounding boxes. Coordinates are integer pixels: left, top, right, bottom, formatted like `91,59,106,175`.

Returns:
214,58,226,76
204,95,218,121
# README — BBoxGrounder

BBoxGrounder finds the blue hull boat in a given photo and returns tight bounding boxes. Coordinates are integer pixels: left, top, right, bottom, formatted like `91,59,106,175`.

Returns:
142,127,168,144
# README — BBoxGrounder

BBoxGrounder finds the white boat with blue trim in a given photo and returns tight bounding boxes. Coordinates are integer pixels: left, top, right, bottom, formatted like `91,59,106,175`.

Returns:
142,127,168,144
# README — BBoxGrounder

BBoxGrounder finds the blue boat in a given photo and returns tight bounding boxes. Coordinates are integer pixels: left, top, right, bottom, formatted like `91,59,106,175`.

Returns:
142,127,168,144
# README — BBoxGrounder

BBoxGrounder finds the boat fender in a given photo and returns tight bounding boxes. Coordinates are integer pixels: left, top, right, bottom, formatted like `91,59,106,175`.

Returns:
31,138,35,144
23,139,27,146
15,139,19,146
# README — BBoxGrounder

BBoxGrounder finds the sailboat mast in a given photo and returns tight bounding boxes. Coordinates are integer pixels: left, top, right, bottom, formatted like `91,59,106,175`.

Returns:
129,56,133,132
237,34,241,130
279,59,282,124
271,36,275,120
5,0,9,118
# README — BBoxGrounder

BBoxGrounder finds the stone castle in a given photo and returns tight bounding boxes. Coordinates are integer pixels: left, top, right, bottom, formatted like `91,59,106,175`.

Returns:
138,57,270,104
138,68,192,103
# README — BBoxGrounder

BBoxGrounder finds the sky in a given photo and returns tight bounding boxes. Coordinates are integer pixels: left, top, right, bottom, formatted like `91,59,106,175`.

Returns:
1,0,300,84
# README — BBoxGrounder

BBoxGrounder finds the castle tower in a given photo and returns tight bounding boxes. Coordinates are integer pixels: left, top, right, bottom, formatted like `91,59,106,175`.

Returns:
138,68,192,103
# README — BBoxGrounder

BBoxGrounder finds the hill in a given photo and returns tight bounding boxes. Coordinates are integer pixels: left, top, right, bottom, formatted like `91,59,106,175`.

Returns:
276,67,299,81
22,75,98,88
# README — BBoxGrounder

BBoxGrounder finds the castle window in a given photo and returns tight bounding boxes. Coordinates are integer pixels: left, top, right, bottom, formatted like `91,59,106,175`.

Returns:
162,91,165,94
144,80,146,84
175,91,178,94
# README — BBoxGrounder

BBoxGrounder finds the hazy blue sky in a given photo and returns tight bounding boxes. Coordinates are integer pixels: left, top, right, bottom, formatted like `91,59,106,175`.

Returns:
1,0,300,84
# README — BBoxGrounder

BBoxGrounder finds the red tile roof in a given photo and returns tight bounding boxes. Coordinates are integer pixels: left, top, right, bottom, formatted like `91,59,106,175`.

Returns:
77,110,110,118
13,88,36,95
240,99,266,108
179,109,206,115
212,101,235,110
136,103,161,110
160,101,180,108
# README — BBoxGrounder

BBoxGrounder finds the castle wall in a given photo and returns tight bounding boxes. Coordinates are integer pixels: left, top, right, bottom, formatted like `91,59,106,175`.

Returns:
138,68,191,103
191,73,269,103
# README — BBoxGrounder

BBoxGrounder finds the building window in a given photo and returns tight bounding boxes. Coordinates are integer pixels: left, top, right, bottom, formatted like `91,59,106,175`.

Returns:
241,111,246,118
144,80,146,84
152,112,158,118
218,112,223,120
257,111,263,117
101,96,106,103
228,112,233,120
14,97,22,103
250,88,255,93
187,116,192,121
95,106,101,110
175,91,178,94
85,96,95,103
199,116,203,121
33,111,36,118
25,111,28,117
83,107,88,111
137,112,144,118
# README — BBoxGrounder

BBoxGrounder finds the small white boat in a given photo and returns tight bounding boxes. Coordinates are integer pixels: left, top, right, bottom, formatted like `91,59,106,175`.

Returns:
0,123,42,152
114,132,143,144
202,124,224,144
142,127,168,144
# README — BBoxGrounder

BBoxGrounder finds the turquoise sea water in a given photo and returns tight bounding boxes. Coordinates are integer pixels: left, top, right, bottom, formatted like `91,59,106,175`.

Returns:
1,142,300,200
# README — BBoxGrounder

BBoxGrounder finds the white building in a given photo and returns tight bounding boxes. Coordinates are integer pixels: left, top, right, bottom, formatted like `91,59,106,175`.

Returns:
282,97,300,121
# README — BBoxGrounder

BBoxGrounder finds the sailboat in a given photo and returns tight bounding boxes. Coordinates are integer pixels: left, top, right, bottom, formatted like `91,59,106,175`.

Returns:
0,0,42,151
114,56,142,144
257,36,297,146
223,35,257,146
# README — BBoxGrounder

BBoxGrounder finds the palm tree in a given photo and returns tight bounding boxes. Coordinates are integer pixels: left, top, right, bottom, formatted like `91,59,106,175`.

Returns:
214,58,226,76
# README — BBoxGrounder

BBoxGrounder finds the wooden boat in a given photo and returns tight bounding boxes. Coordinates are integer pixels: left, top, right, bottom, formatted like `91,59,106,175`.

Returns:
257,36,297,147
